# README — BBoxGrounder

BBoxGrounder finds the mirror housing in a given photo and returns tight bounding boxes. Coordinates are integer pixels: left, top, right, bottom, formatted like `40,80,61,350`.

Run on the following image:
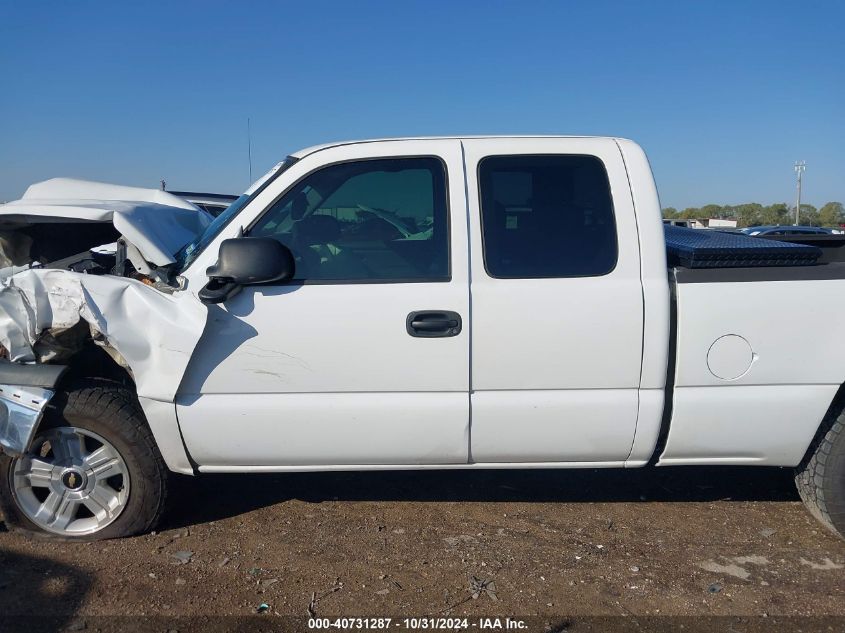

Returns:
198,237,295,304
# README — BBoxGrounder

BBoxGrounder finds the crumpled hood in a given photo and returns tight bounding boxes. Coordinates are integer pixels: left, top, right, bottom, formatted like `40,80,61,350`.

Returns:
0,178,213,267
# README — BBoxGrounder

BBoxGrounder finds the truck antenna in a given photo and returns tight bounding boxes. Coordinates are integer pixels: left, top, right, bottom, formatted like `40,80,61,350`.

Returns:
247,117,253,184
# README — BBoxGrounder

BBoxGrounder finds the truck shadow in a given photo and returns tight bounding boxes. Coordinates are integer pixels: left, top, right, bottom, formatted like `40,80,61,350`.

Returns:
163,465,799,530
0,547,92,632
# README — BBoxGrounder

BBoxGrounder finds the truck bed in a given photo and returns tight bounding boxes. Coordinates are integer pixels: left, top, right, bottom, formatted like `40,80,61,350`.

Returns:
657,260,845,466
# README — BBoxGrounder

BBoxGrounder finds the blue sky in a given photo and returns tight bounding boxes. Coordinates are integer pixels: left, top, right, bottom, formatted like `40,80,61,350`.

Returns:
1,1,842,209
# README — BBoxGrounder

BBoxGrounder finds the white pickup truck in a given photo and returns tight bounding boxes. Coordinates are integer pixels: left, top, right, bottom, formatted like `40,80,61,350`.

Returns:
0,136,842,541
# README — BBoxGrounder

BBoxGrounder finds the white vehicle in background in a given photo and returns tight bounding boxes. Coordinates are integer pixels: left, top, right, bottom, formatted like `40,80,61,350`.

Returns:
0,136,843,541
169,191,238,217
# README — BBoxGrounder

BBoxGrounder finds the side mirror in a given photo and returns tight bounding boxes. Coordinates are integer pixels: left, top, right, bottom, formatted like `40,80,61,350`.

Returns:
198,237,295,304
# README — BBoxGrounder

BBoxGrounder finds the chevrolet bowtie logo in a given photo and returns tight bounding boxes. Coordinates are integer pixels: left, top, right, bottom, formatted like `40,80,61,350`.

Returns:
63,471,82,490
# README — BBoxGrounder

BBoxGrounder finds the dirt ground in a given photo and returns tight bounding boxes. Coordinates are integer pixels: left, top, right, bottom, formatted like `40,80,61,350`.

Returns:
1,466,844,630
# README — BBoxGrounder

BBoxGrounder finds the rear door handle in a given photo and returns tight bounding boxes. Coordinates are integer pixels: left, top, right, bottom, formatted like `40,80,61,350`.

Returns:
406,311,462,338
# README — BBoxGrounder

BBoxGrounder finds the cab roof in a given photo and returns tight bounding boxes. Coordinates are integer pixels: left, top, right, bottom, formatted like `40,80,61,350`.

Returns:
289,135,626,159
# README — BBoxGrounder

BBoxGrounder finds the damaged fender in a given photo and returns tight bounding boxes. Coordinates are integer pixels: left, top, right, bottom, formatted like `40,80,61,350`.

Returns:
0,269,208,465
0,269,208,400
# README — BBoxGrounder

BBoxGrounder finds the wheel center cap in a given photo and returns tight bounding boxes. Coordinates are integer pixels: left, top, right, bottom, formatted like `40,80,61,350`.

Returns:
61,469,86,490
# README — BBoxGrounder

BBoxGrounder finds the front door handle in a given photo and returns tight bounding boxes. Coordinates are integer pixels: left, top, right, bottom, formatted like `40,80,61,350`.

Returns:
406,310,462,338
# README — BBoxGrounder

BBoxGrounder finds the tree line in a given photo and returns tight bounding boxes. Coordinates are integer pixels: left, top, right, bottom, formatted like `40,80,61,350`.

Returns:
662,202,844,228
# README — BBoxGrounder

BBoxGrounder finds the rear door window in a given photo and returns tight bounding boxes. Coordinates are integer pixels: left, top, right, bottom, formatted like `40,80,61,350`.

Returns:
478,155,617,278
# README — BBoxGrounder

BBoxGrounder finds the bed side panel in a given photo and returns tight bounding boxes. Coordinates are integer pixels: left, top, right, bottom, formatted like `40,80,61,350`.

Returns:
659,276,845,465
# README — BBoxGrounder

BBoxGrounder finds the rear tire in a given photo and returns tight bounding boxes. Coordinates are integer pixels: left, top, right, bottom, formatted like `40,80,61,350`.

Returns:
795,402,845,539
0,379,168,540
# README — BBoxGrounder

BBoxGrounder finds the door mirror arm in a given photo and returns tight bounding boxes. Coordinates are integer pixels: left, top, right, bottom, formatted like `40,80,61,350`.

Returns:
198,278,243,304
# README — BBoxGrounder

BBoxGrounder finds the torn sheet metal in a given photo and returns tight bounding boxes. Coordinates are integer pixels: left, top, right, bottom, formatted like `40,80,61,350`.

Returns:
0,269,207,402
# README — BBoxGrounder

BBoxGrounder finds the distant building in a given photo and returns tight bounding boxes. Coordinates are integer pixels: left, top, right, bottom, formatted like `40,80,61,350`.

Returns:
707,218,738,228
663,218,738,229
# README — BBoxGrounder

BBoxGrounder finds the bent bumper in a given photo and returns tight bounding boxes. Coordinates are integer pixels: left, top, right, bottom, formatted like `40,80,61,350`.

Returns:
0,361,67,457
0,385,55,456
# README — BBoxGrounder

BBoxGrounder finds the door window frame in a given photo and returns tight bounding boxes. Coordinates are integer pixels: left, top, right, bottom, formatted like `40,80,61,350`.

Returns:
245,155,453,285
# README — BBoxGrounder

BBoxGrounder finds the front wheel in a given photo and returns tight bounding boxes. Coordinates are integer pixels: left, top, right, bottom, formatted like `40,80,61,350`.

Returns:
795,402,845,539
0,380,168,540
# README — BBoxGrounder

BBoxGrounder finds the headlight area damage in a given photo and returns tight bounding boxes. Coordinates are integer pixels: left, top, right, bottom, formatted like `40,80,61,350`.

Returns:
0,179,211,457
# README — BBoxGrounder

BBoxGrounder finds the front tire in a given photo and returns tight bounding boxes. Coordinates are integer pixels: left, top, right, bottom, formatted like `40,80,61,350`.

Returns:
795,402,845,539
0,380,168,540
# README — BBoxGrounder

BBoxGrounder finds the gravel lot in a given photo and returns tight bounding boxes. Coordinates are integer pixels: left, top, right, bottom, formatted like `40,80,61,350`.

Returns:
1,466,844,631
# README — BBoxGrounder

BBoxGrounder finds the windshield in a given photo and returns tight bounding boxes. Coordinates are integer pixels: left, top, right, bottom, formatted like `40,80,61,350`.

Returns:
174,158,297,272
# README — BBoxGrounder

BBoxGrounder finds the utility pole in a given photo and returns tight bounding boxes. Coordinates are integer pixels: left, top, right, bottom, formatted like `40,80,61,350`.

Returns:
794,161,806,225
